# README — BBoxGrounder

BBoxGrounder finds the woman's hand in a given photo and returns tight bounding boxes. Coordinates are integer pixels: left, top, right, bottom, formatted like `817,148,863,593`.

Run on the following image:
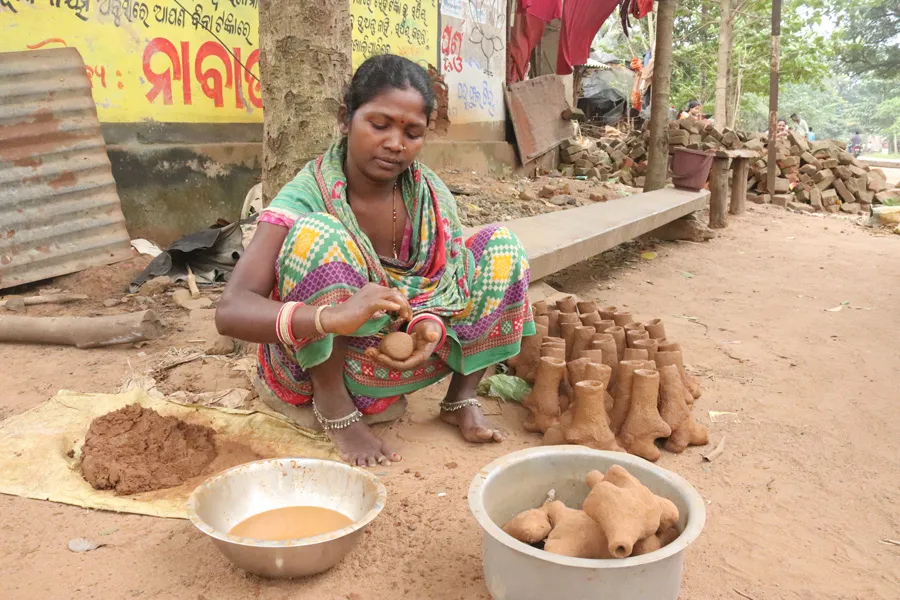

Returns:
321,283,411,336
366,317,443,371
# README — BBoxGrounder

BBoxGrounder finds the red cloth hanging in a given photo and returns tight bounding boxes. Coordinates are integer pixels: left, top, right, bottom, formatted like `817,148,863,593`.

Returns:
633,0,654,18
522,0,562,22
507,1,549,83
556,0,620,75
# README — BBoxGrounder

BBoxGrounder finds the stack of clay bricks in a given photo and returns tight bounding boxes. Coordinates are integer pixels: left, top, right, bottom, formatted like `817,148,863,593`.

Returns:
567,122,896,214
558,138,616,181
508,295,708,463
745,132,892,215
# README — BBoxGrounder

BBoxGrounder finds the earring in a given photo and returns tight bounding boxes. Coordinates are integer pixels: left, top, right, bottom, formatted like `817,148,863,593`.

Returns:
402,146,407,151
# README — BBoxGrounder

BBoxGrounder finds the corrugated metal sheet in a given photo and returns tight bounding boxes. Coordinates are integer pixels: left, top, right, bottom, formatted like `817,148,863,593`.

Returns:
0,48,132,290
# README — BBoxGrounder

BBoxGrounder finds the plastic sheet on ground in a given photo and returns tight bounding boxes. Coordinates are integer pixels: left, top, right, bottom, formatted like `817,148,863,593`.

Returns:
0,389,338,519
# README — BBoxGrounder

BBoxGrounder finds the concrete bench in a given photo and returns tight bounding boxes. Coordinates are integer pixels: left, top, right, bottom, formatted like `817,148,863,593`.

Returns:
466,188,709,280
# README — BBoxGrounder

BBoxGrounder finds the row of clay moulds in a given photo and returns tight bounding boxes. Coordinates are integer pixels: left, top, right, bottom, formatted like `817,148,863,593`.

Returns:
509,296,708,462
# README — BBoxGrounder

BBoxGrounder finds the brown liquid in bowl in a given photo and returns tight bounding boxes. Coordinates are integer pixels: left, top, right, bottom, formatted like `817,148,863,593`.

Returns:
229,506,353,541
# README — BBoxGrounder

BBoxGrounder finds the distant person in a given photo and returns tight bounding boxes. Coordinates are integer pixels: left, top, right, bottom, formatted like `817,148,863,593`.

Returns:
807,127,816,142
790,113,809,138
678,100,702,120
776,118,788,140
850,131,863,157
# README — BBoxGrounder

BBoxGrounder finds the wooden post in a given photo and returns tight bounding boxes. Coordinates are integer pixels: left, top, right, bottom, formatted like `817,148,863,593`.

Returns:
709,158,729,228
765,0,782,197
729,158,749,215
643,0,676,192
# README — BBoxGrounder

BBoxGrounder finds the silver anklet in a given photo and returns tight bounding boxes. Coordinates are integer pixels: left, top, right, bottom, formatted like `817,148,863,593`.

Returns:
313,403,363,430
440,397,481,412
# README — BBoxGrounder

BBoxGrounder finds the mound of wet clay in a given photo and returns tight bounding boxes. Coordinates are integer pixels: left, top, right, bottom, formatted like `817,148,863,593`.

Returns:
80,404,218,495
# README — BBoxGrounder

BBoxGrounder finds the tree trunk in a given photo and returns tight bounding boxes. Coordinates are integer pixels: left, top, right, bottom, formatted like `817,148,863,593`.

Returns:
713,0,733,131
729,64,742,128
644,0,676,192
725,60,734,127
258,0,352,202
766,0,782,197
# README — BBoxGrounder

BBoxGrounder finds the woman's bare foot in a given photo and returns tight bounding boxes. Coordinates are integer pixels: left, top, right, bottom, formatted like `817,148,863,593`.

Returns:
439,368,503,443
327,421,401,467
440,403,504,443
307,337,400,467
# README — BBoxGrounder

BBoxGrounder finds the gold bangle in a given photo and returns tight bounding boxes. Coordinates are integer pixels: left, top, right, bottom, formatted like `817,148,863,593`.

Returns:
314,305,328,335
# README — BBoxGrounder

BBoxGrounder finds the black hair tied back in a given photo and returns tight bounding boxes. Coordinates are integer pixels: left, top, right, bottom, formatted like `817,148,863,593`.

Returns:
343,54,435,123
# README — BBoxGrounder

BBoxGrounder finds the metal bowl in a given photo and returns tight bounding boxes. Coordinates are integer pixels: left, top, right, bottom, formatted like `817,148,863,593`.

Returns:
188,458,386,578
468,446,706,600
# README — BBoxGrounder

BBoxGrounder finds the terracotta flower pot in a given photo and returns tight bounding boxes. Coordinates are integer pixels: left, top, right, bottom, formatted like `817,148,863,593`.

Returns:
532,300,549,317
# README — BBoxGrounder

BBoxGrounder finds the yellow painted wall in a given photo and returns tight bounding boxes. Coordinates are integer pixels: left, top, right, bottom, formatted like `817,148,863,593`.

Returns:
2,0,438,124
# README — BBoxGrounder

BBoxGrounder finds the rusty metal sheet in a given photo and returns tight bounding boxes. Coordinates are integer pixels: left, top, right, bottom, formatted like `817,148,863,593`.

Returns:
0,48,133,291
505,75,575,163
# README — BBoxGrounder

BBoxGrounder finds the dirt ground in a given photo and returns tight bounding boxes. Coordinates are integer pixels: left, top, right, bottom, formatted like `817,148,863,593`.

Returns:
2,203,899,600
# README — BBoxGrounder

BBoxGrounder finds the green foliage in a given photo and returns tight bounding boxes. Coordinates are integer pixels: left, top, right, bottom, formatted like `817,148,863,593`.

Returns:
830,0,900,79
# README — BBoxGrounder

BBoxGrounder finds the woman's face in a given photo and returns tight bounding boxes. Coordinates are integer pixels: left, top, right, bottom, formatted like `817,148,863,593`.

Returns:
689,105,701,117
340,86,428,183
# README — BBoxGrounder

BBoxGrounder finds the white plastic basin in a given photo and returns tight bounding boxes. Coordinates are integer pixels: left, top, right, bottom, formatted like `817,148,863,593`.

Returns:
468,446,706,600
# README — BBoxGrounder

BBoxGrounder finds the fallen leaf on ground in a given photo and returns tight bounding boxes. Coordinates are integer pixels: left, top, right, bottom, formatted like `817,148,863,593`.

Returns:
68,538,104,553
641,252,658,260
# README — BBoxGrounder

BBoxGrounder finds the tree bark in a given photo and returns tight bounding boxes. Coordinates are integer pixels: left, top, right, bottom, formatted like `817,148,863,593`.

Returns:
729,62,742,129
644,0,677,192
713,0,733,131
766,0,782,197
258,0,352,202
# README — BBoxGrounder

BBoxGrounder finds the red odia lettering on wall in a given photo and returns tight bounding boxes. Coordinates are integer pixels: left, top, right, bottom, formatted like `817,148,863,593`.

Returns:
142,37,262,110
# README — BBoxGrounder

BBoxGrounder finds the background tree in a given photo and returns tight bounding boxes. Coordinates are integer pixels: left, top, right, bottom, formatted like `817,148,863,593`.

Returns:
258,0,352,201
830,0,899,80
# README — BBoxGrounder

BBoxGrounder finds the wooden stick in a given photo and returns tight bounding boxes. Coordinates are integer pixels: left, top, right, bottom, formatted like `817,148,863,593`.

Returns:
0,311,163,348
186,265,201,299
0,293,88,308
